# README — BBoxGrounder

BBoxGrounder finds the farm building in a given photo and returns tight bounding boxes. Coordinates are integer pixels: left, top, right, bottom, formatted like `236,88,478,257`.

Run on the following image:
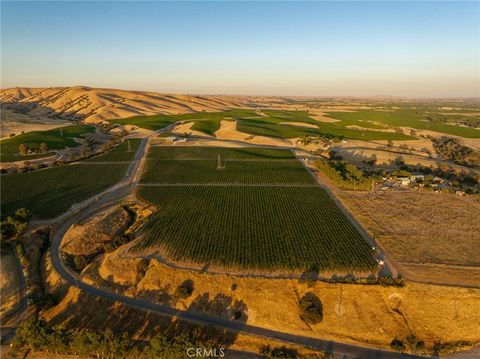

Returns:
397,177,411,186
164,136,177,143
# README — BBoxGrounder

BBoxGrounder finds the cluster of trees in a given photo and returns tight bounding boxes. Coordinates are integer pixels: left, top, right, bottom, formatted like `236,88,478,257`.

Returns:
260,345,307,358
315,158,372,191
18,142,49,155
0,208,31,245
391,334,427,353
12,318,216,359
298,134,344,146
328,274,405,287
426,114,480,129
431,137,480,167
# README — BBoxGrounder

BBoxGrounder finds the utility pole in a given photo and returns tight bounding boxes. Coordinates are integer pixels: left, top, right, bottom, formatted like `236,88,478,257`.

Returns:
216,154,225,170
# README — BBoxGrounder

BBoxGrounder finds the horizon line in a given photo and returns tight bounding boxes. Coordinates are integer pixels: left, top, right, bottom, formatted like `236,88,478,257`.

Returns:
1,85,479,101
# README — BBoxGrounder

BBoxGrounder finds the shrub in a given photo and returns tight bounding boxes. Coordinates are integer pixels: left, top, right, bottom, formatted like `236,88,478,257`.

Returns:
16,242,29,267
73,255,88,272
270,346,298,358
298,292,323,324
390,337,405,351
135,259,150,282
175,279,195,299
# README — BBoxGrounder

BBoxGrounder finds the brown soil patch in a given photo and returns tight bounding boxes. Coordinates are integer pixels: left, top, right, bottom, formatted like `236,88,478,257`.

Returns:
214,120,294,147
61,207,130,256
172,121,208,137
278,121,318,129
346,125,395,133
309,111,341,123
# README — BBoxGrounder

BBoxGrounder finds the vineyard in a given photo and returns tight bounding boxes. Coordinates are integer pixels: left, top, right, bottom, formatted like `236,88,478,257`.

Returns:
134,146,376,272
1,163,129,219
140,159,315,185
147,146,296,160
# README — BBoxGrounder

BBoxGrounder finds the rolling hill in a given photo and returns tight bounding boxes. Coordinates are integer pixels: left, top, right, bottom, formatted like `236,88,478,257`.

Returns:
0,86,248,124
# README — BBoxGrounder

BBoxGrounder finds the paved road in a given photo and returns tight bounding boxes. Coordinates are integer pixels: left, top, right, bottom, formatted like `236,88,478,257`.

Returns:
46,137,431,359
295,155,398,277
51,218,425,359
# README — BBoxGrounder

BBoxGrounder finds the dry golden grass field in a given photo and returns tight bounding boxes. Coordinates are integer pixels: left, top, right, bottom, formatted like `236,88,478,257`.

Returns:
339,191,480,287
44,248,479,355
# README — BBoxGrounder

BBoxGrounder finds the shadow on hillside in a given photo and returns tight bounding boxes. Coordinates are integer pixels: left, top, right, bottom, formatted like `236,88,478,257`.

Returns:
45,287,248,348
1,99,88,123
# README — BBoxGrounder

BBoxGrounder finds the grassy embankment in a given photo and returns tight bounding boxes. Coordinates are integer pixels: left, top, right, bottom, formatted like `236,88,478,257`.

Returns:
0,125,95,162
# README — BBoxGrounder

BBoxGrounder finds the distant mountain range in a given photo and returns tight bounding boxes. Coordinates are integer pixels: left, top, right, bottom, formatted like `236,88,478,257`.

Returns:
2,86,478,125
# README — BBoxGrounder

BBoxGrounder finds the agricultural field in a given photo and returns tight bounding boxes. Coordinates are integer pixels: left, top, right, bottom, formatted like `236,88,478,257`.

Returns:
0,124,96,162
114,108,256,134
140,158,314,184
112,109,417,141
85,138,142,162
0,163,128,219
326,109,480,138
112,106,480,142
134,146,376,272
147,145,296,160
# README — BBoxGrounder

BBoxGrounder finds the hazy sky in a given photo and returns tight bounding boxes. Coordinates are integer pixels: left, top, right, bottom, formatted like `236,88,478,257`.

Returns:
1,1,479,97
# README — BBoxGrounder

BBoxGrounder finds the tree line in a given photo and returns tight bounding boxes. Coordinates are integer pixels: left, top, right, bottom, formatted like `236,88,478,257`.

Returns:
12,318,219,359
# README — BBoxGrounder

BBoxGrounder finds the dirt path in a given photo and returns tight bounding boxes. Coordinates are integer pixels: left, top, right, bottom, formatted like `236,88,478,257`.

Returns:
0,242,30,345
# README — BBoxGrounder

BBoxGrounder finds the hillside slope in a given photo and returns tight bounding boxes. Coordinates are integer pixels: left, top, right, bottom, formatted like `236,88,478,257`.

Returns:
0,86,248,124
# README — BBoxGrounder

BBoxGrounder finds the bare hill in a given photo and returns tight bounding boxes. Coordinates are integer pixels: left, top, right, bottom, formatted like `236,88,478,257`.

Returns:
0,86,248,124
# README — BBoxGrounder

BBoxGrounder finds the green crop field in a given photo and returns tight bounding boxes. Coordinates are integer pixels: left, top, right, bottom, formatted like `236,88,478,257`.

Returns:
326,110,480,138
112,107,480,141
0,125,96,162
134,146,376,272
1,163,128,219
140,159,315,185
112,109,416,141
236,117,412,141
113,108,257,133
147,146,296,160
86,138,142,162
